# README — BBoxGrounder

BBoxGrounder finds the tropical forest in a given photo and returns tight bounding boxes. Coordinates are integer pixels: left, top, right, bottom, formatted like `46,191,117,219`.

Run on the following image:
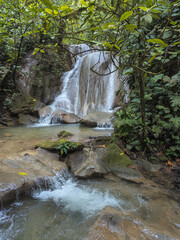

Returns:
0,0,180,239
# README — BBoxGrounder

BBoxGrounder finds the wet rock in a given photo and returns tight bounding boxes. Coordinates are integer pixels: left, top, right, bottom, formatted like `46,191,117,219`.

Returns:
58,131,74,138
61,112,81,124
18,114,39,125
38,106,52,118
36,139,84,154
0,149,67,205
81,112,113,127
51,110,81,124
87,207,175,240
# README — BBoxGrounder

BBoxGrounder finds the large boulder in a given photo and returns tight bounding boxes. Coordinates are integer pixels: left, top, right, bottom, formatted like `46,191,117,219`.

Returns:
50,110,81,124
65,147,107,178
39,108,81,124
80,112,113,127
65,139,141,181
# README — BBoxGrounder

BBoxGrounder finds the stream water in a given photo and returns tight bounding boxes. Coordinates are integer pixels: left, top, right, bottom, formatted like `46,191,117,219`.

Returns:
0,125,180,240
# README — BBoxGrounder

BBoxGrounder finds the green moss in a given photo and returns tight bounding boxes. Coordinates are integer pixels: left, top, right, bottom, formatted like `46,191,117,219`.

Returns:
10,94,38,115
58,131,73,138
36,139,84,153
103,143,133,168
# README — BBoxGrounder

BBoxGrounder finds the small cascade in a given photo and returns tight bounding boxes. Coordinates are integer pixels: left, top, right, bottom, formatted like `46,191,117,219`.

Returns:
39,44,128,125
33,172,120,216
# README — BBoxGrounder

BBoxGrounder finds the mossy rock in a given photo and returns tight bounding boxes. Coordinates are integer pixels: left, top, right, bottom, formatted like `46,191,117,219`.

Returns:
103,143,133,169
102,143,141,180
10,94,44,117
36,139,84,154
57,131,74,138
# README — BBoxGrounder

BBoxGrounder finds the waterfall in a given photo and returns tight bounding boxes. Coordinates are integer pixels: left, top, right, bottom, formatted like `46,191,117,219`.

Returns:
39,44,128,125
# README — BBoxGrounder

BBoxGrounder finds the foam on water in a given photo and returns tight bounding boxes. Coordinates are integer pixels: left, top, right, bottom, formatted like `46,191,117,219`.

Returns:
33,177,120,216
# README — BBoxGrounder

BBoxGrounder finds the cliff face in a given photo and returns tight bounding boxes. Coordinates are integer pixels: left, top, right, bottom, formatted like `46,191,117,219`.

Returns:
17,48,72,104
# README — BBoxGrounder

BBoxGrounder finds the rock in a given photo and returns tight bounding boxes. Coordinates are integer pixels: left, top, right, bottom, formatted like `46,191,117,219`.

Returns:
87,207,174,240
61,112,81,124
38,106,52,118
50,110,81,124
36,139,84,154
81,112,113,127
58,131,73,138
103,143,141,180
10,94,45,117
16,49,72,104
0,149,67,205
65,147,107,178
18,114,39,125
50,110,65,123
65,140,141,181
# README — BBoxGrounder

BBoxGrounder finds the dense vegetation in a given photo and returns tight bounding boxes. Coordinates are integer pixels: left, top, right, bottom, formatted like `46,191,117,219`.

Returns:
0,0,179,158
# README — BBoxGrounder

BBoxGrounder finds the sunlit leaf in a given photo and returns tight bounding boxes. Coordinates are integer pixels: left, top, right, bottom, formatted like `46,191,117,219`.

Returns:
120,11,133,21
147,38,168,47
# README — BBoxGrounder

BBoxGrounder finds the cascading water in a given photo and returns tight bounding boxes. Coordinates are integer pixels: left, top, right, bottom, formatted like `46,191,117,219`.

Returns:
39,44,128,125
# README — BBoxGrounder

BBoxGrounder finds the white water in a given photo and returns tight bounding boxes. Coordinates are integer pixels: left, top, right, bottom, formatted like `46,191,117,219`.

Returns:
39,44,128,125
33,173,120,216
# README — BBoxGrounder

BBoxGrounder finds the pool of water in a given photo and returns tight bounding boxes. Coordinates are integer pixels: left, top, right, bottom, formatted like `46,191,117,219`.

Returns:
0,124,113,158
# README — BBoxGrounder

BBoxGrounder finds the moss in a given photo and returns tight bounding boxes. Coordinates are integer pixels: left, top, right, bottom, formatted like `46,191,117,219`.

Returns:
36,139,84,153
103,143,133,168
58,131,73,138
10,94,38,115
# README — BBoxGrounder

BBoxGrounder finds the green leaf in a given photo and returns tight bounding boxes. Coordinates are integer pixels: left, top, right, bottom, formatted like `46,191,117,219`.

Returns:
120,11,133,21
40,0,55,9
123,67,134,75
139,7,148,11
147,39,168,47
148,53,159,63
80,0,88,7
45,8,53,14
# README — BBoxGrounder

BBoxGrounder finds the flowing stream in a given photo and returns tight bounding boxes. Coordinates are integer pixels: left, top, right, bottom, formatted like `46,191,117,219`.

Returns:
0,125,180,240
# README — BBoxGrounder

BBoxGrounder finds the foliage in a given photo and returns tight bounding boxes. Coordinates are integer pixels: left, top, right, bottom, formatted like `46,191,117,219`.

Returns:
57,141,78,156
114,71,180,157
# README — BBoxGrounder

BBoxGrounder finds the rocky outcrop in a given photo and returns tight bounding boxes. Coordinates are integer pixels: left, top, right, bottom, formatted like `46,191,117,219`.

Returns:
0,149,67,205
81,112,113,127
65,139,141,181
17,49,72,104
87,207,178,240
